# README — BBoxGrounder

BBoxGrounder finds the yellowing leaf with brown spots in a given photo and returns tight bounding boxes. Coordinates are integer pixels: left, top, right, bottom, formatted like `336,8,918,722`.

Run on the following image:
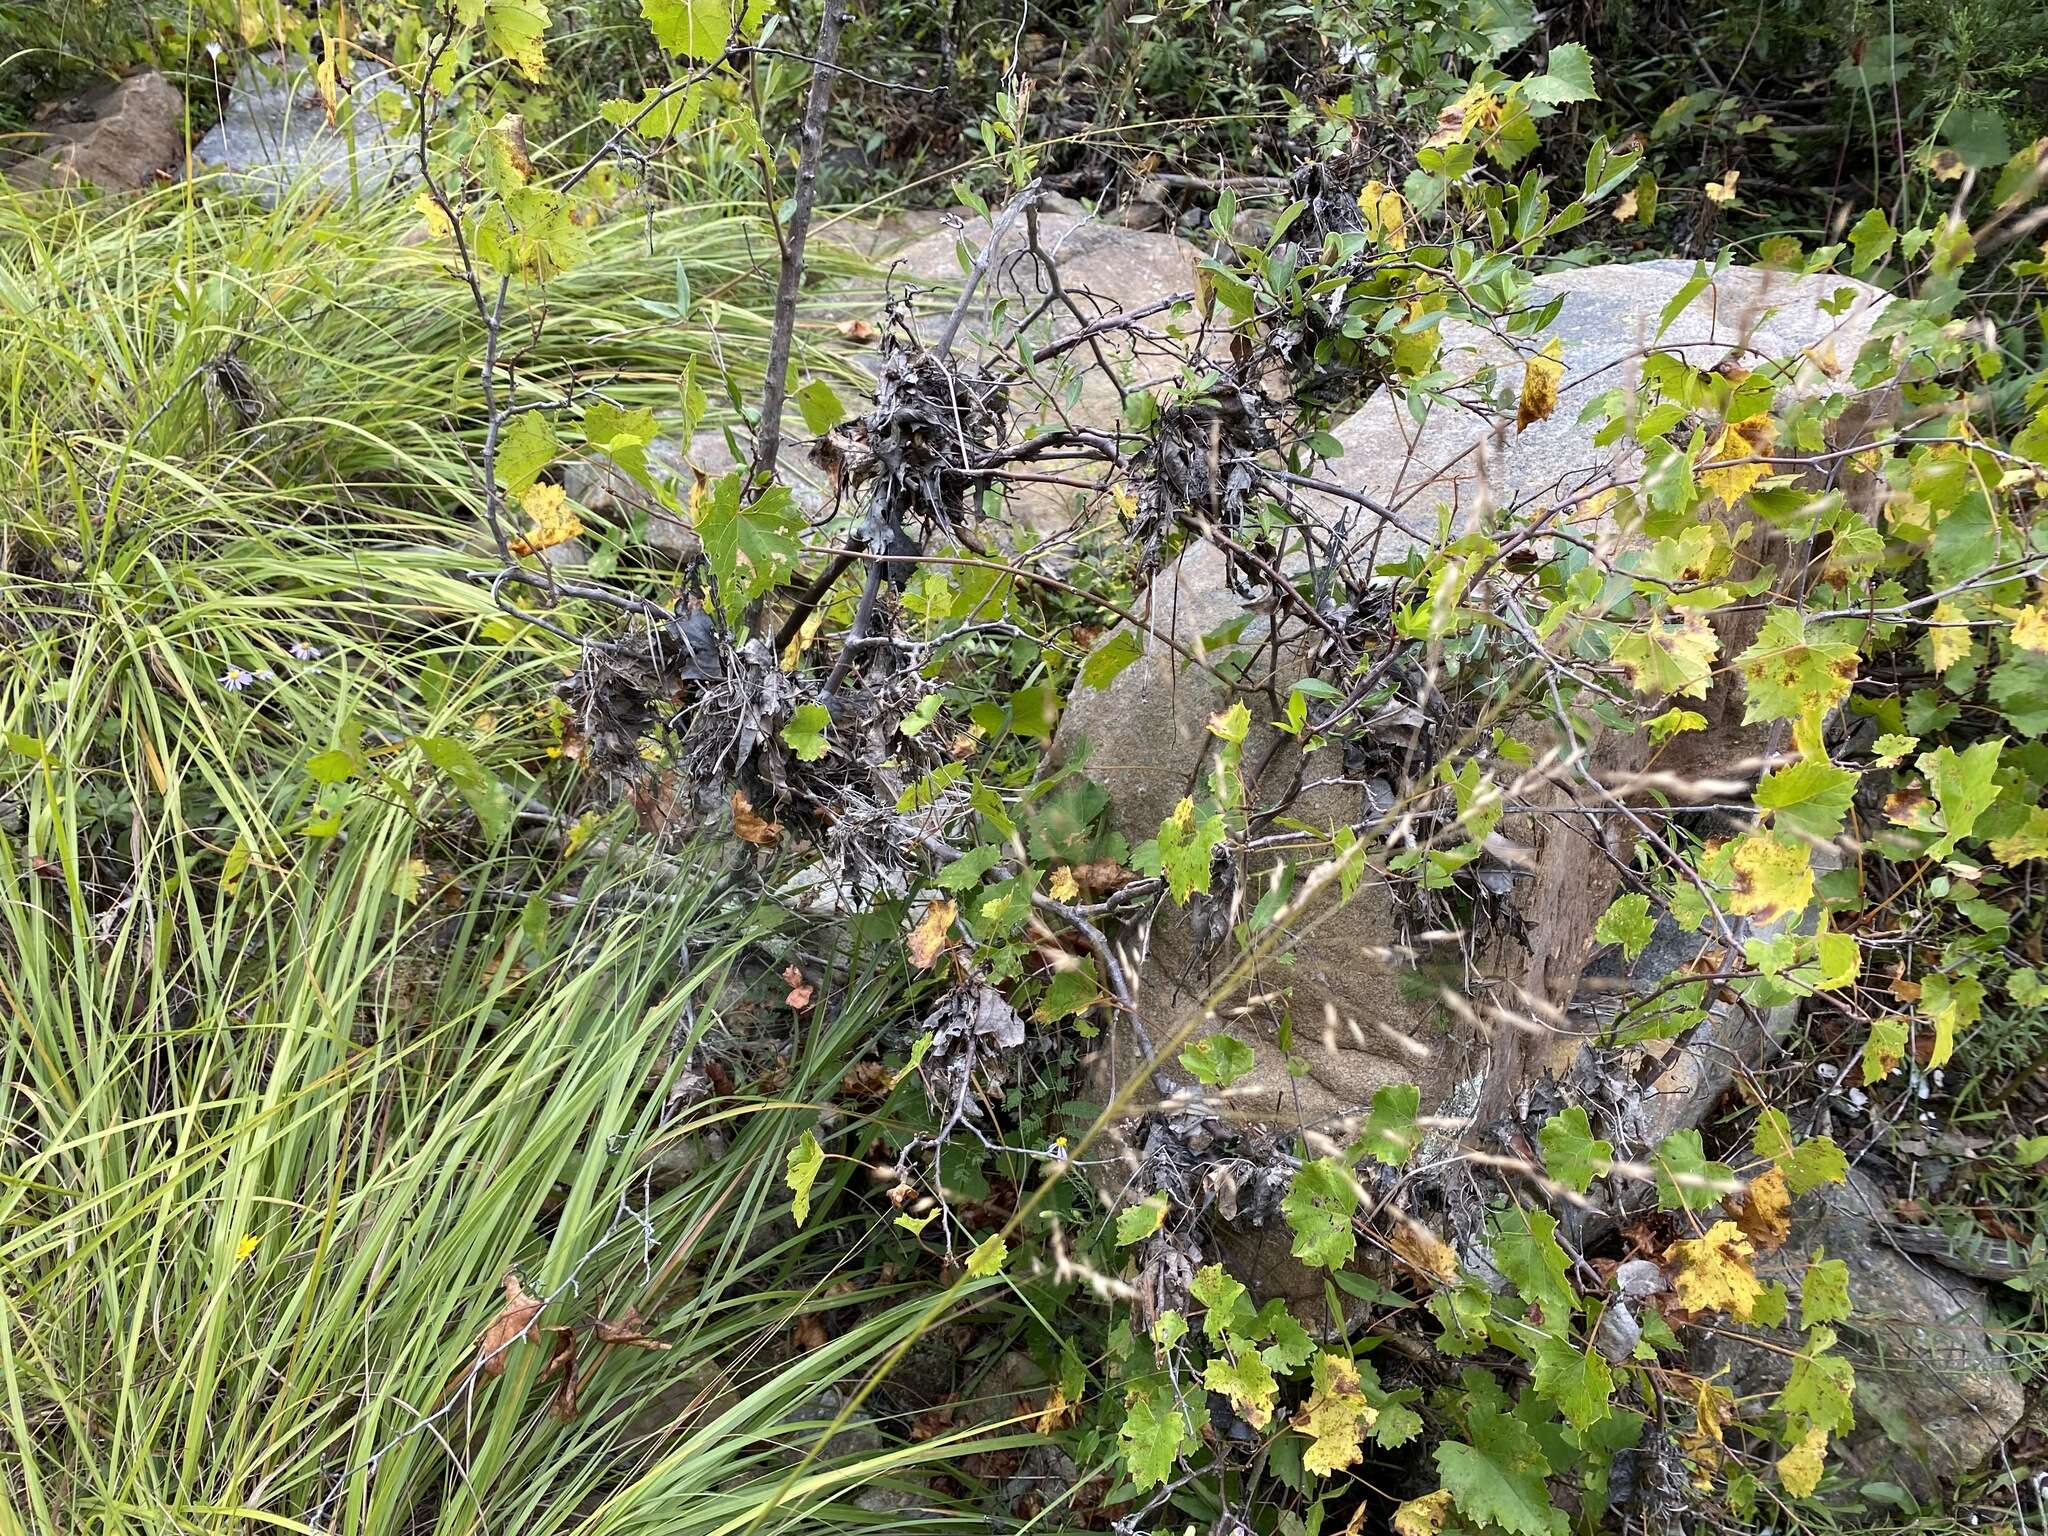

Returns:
1393,1490,1454,1536
1047,865,1081,902
511,482,584,556
1777,1425,1829,1497
1999,601,2048,652
1293,1352,1378,1475
1729,1165,1791,1251
1723,833,1814,923
1928,601,1973,670
1667,1220,1764,1320
908,898,957,970
1700,415,1774,507
1516,339,1564,432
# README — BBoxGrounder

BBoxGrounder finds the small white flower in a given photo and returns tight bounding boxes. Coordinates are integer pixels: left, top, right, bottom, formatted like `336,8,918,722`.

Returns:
289,641,324,662
220,667,258,692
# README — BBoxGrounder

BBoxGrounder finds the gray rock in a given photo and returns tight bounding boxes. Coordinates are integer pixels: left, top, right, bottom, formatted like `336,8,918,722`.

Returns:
192,51,412,203
1699,1168,2025,1494
1056,260,1902,1316
8,72,183,192
884,206,1209,529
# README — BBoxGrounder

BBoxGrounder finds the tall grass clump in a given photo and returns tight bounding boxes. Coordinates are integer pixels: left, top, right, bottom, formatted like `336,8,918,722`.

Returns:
0,184,1030,1535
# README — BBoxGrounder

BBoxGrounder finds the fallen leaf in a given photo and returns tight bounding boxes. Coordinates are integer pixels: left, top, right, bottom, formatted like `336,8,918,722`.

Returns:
1667,1220,1763,1319
592,1307,672,1349
1390,1216,1459,1286
542,1324,579,1418
908,898,957,970
783,963,814,1010
791,1313,828,1351
731,789,782,848
1034,1384,1077,1433
477,1273,546,1375
836,317,879,343
1705,169,1741,204
1729,1164,1792,1251
1612,187,1638,221
1072,859,1136,895
1516,338,1564,432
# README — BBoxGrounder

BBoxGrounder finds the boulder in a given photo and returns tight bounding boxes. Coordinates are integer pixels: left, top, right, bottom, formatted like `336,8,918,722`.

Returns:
192,51,412,203
884,205,1209,528
1055,260,1899,1307
1699,1168,2025,1494
7,72,183,192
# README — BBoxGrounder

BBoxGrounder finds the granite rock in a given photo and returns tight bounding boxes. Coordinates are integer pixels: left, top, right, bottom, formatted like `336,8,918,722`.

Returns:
192,51,412,203
8,72,183,192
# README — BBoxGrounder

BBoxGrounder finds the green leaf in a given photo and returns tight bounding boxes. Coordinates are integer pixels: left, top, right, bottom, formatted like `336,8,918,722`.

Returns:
1080,628,1143,690
1776,1327,1856,1436
1120,1380,1192,1490
1362,1081,1422,1167
598,83,706,139
1523,42,1597,106
785,1128,824,1227
1755,760,1859,839
1737,610,1860,724
1800,1255,1851,1328
582,400,659,488
1491,1206,1574,1327
1180,1032,1256,1088
1190,1263,1258,1345
966,1234,1009,1277
1919,971,1985,1069
1917,738,2005,859
1652,1129,1737,1213
1647,707,1707,743
695,475,801,617
1283,1158,1359,1270
307,748,360,785
780,703,831,763
458,0,550,80
417,736,511,839
476,185,589,280
1610,624,1717,700
793,378,847,435
640,0,764,60
1594,892,1656,960
1532,1333,1613,1431
495,411,559,495
1538,1106,1612,1195
1116,1192,1169,1247
1847,208,1896,274
1157,796,1226,903
1436,1404,1568,1536
933,843,1002,891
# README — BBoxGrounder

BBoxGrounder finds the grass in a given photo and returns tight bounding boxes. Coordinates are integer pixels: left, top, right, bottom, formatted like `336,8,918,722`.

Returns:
0,180,1044,1535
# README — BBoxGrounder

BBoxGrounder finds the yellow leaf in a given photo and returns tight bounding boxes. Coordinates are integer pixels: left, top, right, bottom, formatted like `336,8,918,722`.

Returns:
1612,187,1638,221
1700,415,1775,507
1777,1424,1829,1497
1999,601,2048,652
908,898,957,971
510,482,583,556
1990,806,2048,864
1729,1165,1791,1251
1357,180,1408,249
1667,1220,1764,1320
1391,1217,1459,1286
1705,169,1741,204
1393,1490,1454,1536
1034,1384,1076,1433
1724,833,1814,923
1047,865,1081,902
1678,1377,1736,1482
1292,1352,1379,1476
1516,339,1564,433
1928,601,1973,670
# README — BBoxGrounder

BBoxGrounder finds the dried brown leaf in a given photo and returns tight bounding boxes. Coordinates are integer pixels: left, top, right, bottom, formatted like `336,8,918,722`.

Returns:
732,789,783,848
477,1273,545,1376
907,897,957,970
